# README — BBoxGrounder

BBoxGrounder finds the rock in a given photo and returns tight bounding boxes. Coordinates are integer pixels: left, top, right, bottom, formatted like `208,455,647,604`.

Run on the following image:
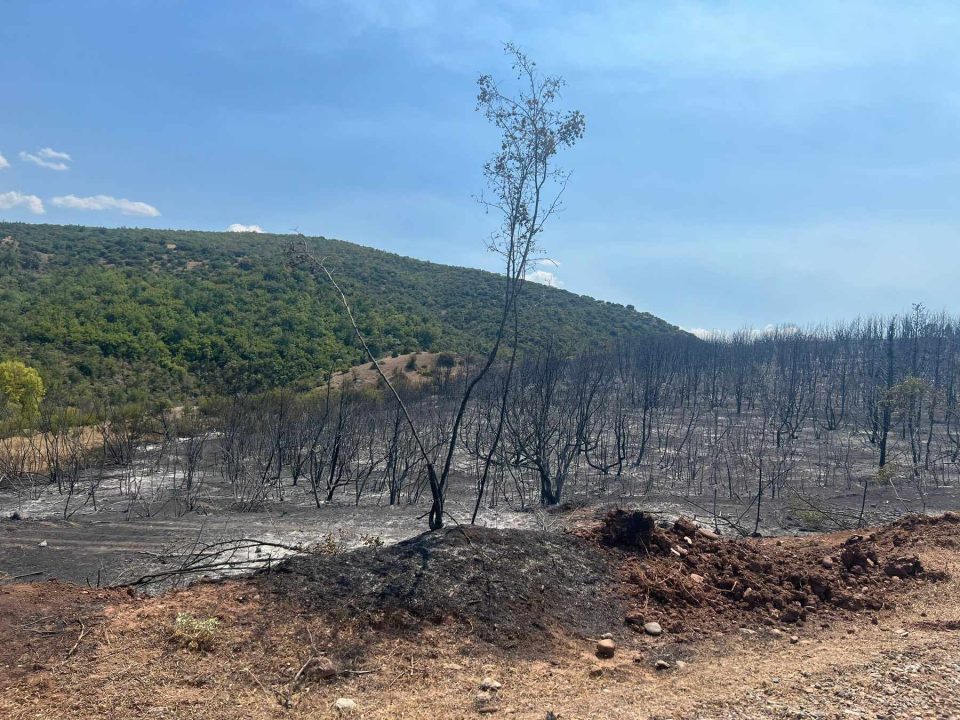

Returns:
588,667,603,677
683,536,693,546
312,656,337,678
883,555,922,578
643,621,663,637
600,632,614,640
675,660,688,670
596,638,617,658
334,698,357,715
479,677,502,691
790,636,799,644
625,610,645,627
475,690,499,713
697,527,720,540
38,540,48,548
654,660,671,671
689,573,705,584
840,544,877,571
780,605,804,624
673,516,700,536
820,556,835,569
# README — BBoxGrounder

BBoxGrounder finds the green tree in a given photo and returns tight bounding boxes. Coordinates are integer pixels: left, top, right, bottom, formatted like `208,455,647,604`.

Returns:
0,360,45,427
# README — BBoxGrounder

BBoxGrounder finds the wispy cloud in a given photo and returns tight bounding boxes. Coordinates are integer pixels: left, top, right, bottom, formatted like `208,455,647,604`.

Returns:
20,147,72,171
51,194,160,217
0,154,9,170
226,223,264,233
0,191,45,214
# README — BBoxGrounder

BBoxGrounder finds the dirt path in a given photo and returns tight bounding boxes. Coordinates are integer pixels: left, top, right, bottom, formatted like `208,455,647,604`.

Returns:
0,519,957,719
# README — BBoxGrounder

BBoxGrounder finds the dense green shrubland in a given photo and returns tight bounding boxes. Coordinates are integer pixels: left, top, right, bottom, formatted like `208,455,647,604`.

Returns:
0,222,682,404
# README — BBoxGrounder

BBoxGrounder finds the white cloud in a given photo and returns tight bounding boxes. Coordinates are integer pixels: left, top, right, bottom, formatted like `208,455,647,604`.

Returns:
0,191,45,214
0,154,9,170
526,269,563,287
37,147,71,161
226,223,264,233
20,147,71,171
51,194,160,217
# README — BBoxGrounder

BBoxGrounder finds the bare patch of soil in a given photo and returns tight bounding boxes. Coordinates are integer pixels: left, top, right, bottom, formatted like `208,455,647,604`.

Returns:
0,580,129,690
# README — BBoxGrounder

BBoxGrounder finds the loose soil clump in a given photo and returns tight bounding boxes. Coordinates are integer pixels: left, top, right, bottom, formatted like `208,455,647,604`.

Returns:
263,525,622,649
586,510,956,637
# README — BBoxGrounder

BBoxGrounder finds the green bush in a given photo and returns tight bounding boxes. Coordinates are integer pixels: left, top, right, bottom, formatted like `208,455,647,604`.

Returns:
170,613,220,652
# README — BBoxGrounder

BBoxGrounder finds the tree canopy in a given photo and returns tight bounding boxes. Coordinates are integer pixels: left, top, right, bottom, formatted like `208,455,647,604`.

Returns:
0,222,684,404
0,359,45,427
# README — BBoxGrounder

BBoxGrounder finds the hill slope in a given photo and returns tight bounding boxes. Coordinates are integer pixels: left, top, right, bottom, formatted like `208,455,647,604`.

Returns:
0,222,683,403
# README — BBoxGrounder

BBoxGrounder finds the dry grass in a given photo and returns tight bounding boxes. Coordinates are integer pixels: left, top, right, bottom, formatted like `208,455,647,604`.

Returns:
0,426,101,476
327,352,460,391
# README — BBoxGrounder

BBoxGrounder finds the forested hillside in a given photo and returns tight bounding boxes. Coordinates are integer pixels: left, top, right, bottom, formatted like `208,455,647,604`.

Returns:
0,223,682,404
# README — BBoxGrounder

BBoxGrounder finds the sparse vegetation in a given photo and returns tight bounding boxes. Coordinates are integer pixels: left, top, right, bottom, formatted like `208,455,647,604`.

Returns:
170,612,220,652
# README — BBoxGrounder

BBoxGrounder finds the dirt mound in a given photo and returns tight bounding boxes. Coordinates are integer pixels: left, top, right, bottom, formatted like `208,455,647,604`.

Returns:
587,510,955,637
262,526,622,649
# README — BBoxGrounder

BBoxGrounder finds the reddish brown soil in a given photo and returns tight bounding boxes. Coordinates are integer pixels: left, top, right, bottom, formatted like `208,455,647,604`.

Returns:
0,580,129,689
0,514,956,719
584,510,956,638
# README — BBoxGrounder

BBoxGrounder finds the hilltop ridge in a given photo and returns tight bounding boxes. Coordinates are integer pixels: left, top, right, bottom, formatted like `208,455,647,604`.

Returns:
0,222,684,403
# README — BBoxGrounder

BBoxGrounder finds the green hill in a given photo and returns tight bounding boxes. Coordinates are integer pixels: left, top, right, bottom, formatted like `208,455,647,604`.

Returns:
0,222,684,404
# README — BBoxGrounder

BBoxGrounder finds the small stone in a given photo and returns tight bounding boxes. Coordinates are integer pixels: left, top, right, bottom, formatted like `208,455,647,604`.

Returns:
588,667,603,678
790,636,799,644
821,556,835,569
675,660,688,670
643,622,663,637
479,677,502,691
600,632,614,640
654,660,671,671
38,540,48,548
689,573,705,584
697,527,720,540
334,698,357,715
596,638,617,659
475,690,499,713
683,536,693,546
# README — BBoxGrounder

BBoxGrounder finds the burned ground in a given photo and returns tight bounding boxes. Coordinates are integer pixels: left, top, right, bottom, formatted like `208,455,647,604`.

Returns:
264,525,623,649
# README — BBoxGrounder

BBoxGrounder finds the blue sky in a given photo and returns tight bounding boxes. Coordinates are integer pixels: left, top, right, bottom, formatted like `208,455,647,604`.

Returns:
2,1,959,333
